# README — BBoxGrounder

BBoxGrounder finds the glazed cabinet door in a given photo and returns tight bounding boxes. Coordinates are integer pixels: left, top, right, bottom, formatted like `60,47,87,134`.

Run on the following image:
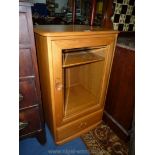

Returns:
50,36,116,125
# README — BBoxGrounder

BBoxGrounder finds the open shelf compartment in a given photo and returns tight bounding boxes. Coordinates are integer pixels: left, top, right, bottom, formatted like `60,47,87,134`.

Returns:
62,49,106,116
62,46,106,68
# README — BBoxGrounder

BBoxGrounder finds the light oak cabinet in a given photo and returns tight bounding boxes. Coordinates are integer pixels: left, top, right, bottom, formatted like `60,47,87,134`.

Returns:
34,25,118,144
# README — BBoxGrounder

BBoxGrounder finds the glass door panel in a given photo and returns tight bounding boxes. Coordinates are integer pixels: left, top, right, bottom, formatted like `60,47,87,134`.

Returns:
62,46,106,116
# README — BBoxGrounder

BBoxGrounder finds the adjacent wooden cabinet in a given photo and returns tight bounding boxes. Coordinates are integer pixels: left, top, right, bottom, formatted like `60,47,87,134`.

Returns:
103,41,135,141
19,1,46,144
34,25,118,144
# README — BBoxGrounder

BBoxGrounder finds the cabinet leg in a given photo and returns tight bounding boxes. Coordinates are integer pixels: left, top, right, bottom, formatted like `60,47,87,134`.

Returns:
36,130,46,145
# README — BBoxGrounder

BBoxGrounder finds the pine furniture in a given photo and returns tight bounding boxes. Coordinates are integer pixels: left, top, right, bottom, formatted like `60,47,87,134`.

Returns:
34,25,118,144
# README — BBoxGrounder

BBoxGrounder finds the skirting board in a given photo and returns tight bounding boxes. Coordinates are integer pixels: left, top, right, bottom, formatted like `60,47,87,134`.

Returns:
103,110,129,141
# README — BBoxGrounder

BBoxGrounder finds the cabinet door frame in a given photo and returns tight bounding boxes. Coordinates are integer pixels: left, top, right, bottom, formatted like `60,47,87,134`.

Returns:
50,35,117,126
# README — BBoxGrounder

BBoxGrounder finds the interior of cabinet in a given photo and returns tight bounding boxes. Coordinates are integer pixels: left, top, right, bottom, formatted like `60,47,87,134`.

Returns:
62,46,107,116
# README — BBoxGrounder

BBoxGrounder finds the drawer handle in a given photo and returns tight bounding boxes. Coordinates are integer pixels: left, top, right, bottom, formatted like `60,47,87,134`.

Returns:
19,121,29,131
19,93,24,102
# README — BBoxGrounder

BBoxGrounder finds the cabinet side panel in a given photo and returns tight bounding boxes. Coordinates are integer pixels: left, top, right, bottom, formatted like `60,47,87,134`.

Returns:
35,34,56,138
101,34,118,109
103,45,134,140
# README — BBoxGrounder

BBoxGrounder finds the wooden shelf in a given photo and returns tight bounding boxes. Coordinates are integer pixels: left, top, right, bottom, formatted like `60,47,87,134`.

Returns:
65,84,97,116
63,51,104,68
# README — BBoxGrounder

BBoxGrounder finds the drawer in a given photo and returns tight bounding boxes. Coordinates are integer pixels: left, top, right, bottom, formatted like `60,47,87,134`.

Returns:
19,106,41,137
19,78,38,109
56,111,102,141
19,48,34,77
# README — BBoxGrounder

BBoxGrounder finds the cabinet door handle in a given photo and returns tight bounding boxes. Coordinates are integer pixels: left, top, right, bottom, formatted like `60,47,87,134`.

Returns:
19,93,24,102
19,121,29,131
79,122,87,128
55,79,63,91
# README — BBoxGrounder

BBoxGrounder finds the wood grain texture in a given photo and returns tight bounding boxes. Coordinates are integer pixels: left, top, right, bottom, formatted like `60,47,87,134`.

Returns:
19,78,38,109
72,0,76,24
34,25,118,37
19,49,34,77
19,107,41,137
101,0,113,29
34,34,57,141
34,25,118,144
90,0,97,26
103,45,135,141
63,51,104,68
56,110,103,144
19,2,46,144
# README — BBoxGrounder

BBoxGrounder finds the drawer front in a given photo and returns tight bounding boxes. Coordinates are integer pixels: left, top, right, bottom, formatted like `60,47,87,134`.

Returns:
19,48,34,77
19,79,38,109
19,106,41,137
56,111,102,141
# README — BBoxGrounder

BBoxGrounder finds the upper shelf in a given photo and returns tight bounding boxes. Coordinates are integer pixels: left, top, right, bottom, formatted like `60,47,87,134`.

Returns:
62,48,105,68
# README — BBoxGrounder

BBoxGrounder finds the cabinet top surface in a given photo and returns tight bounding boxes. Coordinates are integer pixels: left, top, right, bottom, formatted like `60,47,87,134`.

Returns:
34,25,119,37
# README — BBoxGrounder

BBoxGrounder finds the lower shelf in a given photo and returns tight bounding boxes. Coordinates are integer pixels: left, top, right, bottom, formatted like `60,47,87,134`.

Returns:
65,84,98,116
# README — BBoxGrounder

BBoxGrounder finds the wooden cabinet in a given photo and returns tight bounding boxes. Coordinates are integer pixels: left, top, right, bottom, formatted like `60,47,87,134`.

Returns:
34,25,118,144
19,1,46,144
103,41,135,141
